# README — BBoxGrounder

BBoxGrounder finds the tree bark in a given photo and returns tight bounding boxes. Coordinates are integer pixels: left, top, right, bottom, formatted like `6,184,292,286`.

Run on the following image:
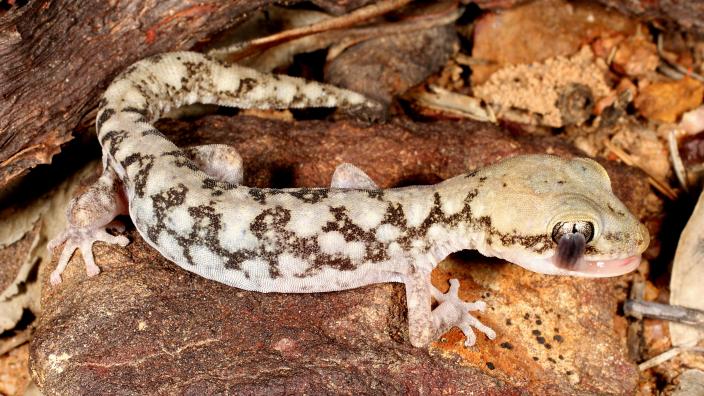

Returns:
0,0,282,191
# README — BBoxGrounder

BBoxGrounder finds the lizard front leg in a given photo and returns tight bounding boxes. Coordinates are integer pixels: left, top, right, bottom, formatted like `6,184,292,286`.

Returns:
48,167,129,285
330,163,378,189
183,144,244,185
404,268,496,347
50,144,245,286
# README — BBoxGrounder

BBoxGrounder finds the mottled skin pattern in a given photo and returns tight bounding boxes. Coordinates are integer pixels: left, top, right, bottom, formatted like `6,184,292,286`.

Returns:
50,52,650,348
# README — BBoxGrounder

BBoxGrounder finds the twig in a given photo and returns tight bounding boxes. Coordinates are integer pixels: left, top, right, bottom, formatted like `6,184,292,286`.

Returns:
626,279,646,360
657,63,689,80
454,54,496,67
219,6,461,72
656,34,704,82
603,139,678,200
210,0,413,62
638,344,704,371
411,85,496,123
624,300,704,327
327,5,462,61
638,347,684,371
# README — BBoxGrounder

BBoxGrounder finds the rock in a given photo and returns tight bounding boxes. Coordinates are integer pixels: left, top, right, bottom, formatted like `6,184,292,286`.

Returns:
0,223,41,332
31,116,660,394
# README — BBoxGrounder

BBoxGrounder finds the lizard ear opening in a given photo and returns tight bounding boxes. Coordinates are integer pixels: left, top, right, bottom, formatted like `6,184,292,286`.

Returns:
555,232,586,269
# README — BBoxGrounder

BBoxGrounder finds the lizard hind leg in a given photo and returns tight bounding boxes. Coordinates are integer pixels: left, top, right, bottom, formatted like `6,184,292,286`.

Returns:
184,144,244,185
330,163,378,189
48,168,129,285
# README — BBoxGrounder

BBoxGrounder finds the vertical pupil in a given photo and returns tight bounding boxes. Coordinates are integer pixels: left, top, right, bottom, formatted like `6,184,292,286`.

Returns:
552,221,594,243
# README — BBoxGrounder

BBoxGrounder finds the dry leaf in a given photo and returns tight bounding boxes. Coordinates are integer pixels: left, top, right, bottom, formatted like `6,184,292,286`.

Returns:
634,78,704,123
611,34,659,78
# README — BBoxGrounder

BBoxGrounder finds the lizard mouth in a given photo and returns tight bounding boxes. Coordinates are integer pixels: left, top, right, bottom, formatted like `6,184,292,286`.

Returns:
559,255,641,277
551,232,642,277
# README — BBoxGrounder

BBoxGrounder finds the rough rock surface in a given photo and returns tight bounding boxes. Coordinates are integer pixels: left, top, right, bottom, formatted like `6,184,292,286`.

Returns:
31,116,659,395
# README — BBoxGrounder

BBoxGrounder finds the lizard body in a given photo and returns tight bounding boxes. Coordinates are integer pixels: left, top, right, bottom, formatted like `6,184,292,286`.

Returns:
50,52,649,347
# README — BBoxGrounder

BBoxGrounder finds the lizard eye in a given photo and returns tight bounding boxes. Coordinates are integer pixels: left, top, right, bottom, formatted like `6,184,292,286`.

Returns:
551,221,594,244
551,221,594,269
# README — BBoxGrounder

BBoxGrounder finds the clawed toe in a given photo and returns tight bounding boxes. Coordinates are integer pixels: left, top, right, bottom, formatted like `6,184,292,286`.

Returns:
465,300,487,312
47,232,68,250
98,231,129,247
49,270,63,286
460,312,497,346
459,323,477,346
448,278,461,294
85,263,101,277
48,224,129,286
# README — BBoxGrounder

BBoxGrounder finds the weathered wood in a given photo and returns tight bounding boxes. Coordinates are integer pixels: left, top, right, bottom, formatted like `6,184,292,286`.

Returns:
596,0,704,33
0,0,283,191
625,300,704,328
473,0,704,33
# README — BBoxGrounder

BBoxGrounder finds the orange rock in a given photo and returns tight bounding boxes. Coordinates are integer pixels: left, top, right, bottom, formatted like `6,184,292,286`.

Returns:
634,78,704,123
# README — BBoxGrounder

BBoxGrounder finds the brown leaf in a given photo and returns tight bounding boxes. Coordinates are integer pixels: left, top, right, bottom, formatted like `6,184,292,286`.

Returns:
634,78,704,123
611,35,659,78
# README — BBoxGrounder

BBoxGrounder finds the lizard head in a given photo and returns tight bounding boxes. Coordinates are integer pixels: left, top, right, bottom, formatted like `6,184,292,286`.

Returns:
470,155,649,278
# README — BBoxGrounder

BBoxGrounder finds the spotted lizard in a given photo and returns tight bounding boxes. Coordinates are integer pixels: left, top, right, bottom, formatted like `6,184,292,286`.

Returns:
49,51,650,348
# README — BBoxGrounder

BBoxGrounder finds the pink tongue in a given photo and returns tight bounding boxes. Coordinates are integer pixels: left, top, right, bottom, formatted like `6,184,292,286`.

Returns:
581,255,641,276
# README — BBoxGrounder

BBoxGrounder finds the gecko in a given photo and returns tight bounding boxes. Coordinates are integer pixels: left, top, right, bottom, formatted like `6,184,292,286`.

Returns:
49,51,650,348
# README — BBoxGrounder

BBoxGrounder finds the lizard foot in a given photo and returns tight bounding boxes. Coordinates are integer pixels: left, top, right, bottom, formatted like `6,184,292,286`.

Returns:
431,278,496,346
48,221,129,286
